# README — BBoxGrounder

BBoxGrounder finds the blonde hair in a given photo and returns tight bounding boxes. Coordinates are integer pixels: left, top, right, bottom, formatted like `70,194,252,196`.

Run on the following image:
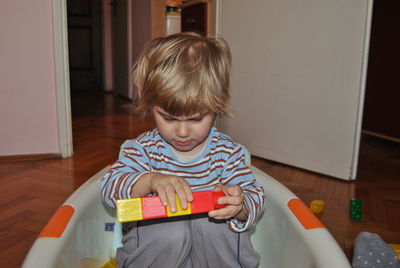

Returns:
134,32,232,116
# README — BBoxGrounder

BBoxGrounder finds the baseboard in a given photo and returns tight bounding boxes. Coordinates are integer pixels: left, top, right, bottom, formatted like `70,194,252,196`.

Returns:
362,130,400,143
0,153,62,163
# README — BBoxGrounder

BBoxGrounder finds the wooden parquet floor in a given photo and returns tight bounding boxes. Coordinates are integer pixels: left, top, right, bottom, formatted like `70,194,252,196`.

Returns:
252,134,400,258
0,91,399,267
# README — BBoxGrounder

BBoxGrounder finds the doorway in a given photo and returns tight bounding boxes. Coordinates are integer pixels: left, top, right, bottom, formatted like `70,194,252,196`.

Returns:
62,0,157,157
362,0,400,143
67,0,103,91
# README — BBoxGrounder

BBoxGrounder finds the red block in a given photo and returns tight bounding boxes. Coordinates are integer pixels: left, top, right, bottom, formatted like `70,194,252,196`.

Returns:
191,191,214,214
142,196,167,219
191,191,226,213
212,191,226,210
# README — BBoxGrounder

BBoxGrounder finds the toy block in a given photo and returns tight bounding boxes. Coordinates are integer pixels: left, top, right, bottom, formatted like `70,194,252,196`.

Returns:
349,198,362,221
167,195,192,217
100,258,116,268
191,191,215,214
388,243,400,259
310,200,325,214
142,196,167,219
117,198,143,222
212,191,226,210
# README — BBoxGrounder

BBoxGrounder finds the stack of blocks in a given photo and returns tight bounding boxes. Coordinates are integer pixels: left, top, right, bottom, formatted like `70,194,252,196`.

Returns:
117,190,226,222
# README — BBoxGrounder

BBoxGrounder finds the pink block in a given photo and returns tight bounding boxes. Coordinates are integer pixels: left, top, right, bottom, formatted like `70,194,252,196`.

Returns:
142,196,167,219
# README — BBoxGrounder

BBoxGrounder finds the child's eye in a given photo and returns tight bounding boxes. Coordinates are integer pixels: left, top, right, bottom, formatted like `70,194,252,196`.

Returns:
191,118,203,123
164,117,175,122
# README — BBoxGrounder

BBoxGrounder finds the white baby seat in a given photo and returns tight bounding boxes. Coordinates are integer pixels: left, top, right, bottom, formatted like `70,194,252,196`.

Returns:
22,165,351,268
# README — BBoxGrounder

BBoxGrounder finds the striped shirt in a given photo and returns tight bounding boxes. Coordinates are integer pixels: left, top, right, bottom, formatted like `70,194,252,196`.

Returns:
101,127,265,232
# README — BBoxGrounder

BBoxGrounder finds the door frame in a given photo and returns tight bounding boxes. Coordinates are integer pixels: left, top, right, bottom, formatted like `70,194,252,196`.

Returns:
350,0,374,179
52,0,73,158
51,0,132,157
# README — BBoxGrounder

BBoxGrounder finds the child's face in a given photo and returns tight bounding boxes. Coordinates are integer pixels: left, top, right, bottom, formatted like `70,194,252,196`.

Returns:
152,106,215,155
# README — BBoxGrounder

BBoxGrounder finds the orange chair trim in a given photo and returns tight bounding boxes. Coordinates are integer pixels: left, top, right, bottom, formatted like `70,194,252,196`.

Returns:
38,205,75,238
288,198,326,230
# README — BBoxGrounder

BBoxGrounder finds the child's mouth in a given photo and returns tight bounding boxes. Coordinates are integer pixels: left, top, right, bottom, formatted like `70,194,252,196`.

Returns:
176,140,191,147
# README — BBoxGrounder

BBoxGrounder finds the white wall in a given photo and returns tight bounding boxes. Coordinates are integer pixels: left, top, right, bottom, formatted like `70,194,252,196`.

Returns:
0,0,60,156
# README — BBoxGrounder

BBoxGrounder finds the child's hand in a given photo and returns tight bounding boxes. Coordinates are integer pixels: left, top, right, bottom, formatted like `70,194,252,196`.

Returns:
148,173,193,213
208,184,247,221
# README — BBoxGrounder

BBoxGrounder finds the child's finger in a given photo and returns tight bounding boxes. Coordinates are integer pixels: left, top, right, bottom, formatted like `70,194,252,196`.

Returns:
208,207,236,219
157,187,168,206
184,183,193,202
165,185,177,212
226,185,243,196
218,195,244,206
212,184,223,192
175,184,189,210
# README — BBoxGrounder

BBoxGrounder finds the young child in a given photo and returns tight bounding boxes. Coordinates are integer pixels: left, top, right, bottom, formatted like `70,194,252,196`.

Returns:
101,32,265,268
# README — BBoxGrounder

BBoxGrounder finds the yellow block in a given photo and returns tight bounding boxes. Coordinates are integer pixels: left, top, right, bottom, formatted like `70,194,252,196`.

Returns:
117,198,143,222
310,200,325,214
389,244,400,259
167,195,192,217
101,258,116,268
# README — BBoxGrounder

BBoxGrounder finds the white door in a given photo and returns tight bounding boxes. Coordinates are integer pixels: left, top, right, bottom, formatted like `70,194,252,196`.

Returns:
216,0,373,180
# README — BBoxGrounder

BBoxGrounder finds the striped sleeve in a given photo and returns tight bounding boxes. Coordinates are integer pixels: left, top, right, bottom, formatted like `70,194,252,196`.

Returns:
101,140,152,208
220,145,265,232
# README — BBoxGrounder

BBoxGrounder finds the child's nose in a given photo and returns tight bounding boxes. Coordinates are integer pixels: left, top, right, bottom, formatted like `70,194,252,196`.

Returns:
176,122,190,138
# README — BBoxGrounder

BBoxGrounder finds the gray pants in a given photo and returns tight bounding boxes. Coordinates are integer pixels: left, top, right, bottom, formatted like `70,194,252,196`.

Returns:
117,215,260,268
